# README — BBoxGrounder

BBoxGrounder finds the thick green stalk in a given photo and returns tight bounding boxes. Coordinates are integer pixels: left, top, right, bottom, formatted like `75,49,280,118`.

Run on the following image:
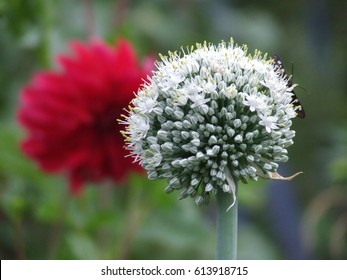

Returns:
216,184,238,260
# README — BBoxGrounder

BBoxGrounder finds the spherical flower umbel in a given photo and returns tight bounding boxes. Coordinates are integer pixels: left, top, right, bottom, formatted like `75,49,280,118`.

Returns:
121,39,301,206
18,38,154,193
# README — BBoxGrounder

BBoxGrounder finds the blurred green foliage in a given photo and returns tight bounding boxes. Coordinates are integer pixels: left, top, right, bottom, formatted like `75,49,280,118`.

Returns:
1,0,346,259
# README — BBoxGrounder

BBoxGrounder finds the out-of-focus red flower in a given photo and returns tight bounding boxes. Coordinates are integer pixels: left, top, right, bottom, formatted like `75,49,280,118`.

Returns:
18,38,154,193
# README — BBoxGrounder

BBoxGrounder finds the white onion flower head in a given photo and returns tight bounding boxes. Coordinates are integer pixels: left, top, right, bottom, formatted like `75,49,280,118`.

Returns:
121,39,301,206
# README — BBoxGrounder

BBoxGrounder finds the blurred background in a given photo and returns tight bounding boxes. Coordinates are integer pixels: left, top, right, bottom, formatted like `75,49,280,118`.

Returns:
0,0,346,260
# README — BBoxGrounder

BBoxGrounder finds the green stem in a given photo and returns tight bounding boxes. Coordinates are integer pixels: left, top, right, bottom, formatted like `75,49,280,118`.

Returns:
11,218,26,259
97,182,113,258
216,184,238,260
115,178,146,259
38,0,53,68
47,192,70,259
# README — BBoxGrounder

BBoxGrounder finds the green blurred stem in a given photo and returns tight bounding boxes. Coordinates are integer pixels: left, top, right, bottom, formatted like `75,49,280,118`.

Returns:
97,182,113,257
11,218,25,259
48,195,70,259
216,184,238,260
116,180,145,259
38,0,53,68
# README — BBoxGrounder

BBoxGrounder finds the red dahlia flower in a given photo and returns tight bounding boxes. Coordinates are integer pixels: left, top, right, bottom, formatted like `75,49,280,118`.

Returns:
18,39,154,193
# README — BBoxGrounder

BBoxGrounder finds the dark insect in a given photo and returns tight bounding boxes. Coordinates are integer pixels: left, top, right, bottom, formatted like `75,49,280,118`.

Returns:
272,54,305,118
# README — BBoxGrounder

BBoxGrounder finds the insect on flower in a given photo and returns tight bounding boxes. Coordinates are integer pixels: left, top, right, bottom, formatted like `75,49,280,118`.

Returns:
272,54,305,118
